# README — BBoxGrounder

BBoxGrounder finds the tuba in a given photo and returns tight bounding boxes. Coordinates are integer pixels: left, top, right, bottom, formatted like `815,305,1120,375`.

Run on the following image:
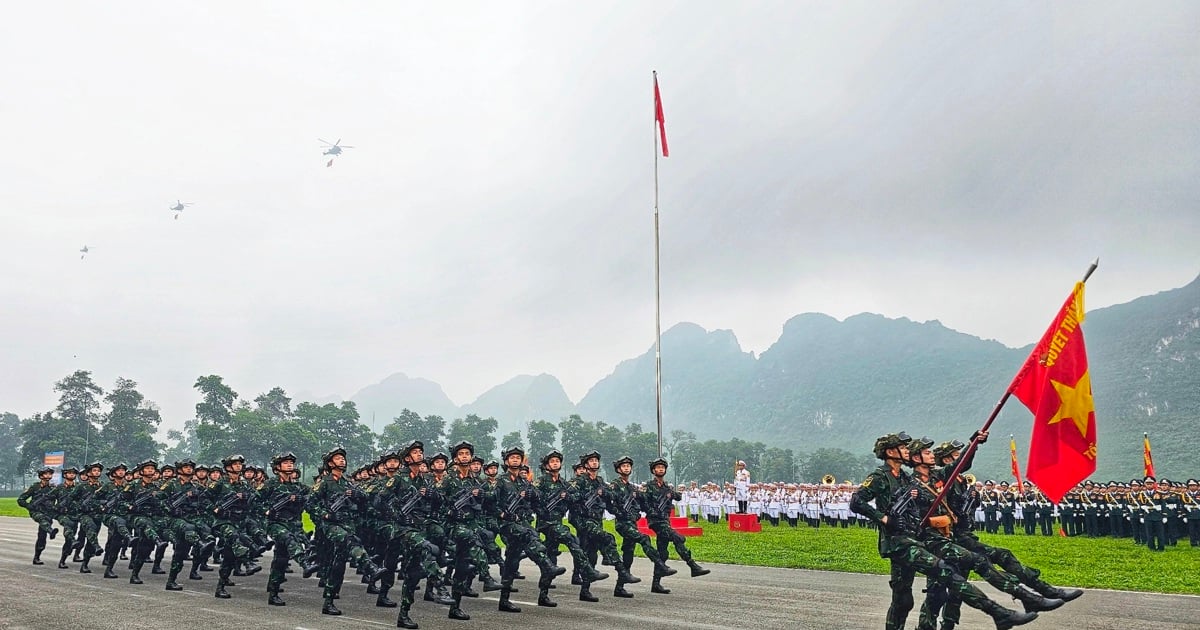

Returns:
963,473,977,486
821,474,836,486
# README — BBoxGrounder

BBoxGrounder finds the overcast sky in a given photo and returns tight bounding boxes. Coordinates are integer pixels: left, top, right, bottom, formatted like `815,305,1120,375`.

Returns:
2,2,1198,434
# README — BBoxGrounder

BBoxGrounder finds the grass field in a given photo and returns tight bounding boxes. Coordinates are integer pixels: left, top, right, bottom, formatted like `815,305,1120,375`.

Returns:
4,498,1195,594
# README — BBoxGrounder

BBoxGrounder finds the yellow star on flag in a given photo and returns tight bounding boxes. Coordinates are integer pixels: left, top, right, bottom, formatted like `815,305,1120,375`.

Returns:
1047,370,1094,438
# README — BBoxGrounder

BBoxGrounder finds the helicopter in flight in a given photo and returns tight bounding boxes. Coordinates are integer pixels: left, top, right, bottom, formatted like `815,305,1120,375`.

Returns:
79,245,89,260
169,200,194,219
319,138,353,167
319,138,354,156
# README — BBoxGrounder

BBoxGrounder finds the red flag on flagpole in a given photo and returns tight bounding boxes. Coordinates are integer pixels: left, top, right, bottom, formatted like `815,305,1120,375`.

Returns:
1009,436,1025,494
654,72,669,157
1143,433,1155,478
1012,282,1098,503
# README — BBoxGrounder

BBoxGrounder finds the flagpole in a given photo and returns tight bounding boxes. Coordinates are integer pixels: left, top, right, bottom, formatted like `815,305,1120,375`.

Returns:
653,70,664,458
921,258,1099,524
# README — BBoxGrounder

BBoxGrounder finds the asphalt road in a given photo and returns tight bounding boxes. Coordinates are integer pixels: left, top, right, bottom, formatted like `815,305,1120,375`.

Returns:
1,517,1197,630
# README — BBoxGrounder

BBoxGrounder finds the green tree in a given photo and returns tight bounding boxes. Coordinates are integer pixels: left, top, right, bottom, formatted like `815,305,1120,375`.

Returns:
161,419,200,465
294,401,375,467
623,423,659,483
500,431,524,452
379,409,446,453
662,429,697,485
100,377,164,465
0,412,22,489
20,371,106,470
446,414,498,460
194,375,238,426
525,420,558,459
254,387,293,422
558,414,595,463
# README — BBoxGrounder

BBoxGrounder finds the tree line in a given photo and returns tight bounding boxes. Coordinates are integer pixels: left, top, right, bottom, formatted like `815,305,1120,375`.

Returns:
1,370,877,490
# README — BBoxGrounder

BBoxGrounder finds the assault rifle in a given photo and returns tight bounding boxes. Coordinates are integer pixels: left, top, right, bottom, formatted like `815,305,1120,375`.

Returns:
328,482,366,514
886,487,918,533
213,490,245,515
168,489,194,512
27,493,51,512
620,489,637,516
542,486,570,514
80,487,102,511
653,489,674,516
581,487,604,512
265,491,297,516
100,491,123,514
129,488,156,512
390,486,421,516
451,484,479,511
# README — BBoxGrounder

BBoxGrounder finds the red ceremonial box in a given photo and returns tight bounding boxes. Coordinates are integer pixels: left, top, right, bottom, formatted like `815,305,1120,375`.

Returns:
728,513,762,532
637,516,703,537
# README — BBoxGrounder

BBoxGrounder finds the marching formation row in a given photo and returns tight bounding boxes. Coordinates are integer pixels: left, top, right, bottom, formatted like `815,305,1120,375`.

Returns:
16,442,710,629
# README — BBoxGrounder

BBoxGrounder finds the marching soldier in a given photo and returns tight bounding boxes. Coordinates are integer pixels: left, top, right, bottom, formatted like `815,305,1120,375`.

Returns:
98,463,133,579
124,459,165,584
207,455,260,598
535,449,608,602
73,462,105,573
307,447,387,615
50,466,80,569
17,466,59,565
438,441,496,620
642,457,709,595
262,452,314,606
160,459,206,591
607,455,677,598
494,446,567,612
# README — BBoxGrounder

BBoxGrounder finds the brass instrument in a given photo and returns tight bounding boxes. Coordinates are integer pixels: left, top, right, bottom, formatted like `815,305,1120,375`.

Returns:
821,474,836,486
963,473,977,486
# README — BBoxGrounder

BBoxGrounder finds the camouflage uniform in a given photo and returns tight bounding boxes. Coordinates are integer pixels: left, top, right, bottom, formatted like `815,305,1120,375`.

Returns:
494,446,564,613
606,456,675,597
17,468,59,564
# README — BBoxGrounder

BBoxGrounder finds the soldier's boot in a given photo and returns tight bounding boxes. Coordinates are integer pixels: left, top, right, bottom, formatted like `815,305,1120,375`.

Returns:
214,580,231,599
151,560,166,574
367,581,380,595
579,583,599,602
653,559,678,578
79,557,92,573
537,587,557,607
498,586,522,613
268,590,286,606
361,557,389,584
32,549,44,565
613,561,641,584
1012,586,1064,613
448,593,470,620
462,575,480,597
983,601,1038,630
423,580,444,604
941,622,956,630
49,527,59,540
571,568,583,585
165,579,183,591
480,573,501,592
189,563,204,580
103,565,118,579
651,577,671,594
396,602,418,629
73,539,85,562
58,547,71,569
376,589,397,608
129,569,143,585
1030,579,1083,603
322,597,341,615
687,559,711,577
613,582,634,598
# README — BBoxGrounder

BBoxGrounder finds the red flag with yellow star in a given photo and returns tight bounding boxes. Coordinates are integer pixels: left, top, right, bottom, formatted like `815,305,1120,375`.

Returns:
1011,282,1097,503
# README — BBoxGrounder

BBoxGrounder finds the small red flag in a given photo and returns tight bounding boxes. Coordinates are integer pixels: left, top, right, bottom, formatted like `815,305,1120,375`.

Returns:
1143,434,1155,478
654,73,668,157
1012,282,1097,503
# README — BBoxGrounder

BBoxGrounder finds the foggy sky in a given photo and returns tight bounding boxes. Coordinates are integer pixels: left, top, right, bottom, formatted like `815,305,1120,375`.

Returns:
2,2,1198,435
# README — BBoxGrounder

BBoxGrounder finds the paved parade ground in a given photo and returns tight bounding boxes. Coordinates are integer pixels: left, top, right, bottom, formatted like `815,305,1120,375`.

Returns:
1,518,1198,630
